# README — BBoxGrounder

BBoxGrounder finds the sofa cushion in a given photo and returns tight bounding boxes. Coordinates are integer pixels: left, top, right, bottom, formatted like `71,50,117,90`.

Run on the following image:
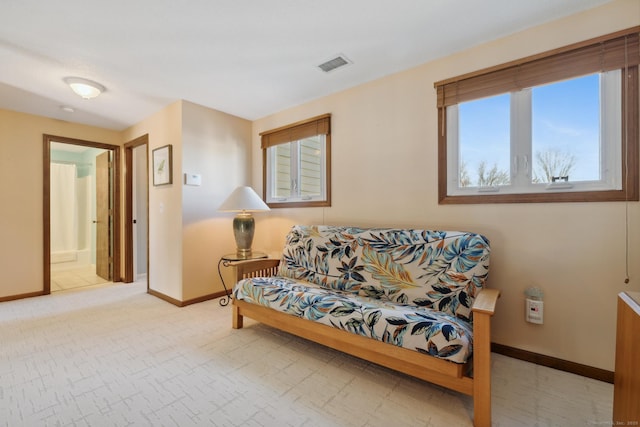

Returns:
277,225,490,320
233,276,474,364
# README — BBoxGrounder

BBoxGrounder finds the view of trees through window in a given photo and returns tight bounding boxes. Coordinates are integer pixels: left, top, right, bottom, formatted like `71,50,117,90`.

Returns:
457,73,600,188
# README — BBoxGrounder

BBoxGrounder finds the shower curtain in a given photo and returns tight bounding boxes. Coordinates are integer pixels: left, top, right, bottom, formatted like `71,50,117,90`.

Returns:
50,163,77,254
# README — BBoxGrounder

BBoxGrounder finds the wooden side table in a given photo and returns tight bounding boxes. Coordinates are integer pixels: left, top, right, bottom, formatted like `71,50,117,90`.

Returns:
613,291,640,425
217,251,268,306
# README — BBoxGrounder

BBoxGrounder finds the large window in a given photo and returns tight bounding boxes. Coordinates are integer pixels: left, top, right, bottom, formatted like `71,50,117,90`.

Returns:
435,28,639,204
261,114,331,208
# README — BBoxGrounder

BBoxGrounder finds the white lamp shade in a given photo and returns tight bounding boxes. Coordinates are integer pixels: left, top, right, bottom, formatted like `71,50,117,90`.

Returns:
64,77,106,99
218,186,269,212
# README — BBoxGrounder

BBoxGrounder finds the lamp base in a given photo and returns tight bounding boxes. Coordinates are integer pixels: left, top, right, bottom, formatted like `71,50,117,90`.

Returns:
235,248,253,258
233,213,255,258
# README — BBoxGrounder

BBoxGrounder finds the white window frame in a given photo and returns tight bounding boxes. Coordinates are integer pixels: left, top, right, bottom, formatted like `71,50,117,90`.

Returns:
446,71,622,197
265,136,327,204
261,114,331,208
435,27,639,205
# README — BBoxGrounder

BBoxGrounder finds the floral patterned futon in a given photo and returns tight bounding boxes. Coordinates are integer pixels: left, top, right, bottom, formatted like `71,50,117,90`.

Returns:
233,225,490,364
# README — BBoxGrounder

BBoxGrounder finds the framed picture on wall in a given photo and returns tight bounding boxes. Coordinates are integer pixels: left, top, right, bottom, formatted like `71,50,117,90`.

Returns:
152,144,172,186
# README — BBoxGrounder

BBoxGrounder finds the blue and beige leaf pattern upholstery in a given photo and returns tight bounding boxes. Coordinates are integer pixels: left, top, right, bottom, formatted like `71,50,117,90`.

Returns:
233,225,490,364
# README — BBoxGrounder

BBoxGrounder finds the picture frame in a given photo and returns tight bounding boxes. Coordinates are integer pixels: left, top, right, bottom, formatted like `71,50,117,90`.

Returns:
152,144,173,186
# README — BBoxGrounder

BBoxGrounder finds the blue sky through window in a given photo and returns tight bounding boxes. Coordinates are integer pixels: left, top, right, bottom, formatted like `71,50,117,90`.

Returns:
532,74,600,181
458,74,600,185
459,93,510,185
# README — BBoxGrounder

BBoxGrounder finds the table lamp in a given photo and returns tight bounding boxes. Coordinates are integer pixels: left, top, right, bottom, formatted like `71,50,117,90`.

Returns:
218,186,270,258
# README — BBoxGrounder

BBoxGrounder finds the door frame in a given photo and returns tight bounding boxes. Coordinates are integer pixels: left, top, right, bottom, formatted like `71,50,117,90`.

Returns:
124,134,149,285
94,151,112,281
43,134,121,294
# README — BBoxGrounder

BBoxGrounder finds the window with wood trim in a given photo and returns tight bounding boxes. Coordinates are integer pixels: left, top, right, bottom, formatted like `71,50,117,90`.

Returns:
261,114,331,208
435,27,639,204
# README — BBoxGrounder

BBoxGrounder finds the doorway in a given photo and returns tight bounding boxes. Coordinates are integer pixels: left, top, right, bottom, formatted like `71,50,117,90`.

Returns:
43,135,121,294
124,135,149,286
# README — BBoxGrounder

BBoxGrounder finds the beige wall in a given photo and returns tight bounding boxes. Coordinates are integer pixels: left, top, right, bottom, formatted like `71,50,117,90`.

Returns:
3,99,251,304
121,100,252,302
0,108,121,298
181,101,252,301
251,0,640,371
122,101,184,301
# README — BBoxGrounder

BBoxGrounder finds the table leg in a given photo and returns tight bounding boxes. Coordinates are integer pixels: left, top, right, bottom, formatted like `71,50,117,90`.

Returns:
217,258,232,306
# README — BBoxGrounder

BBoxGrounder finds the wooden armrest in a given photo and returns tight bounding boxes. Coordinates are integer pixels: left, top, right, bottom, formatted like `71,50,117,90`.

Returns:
471,288,500,316
471,287,499,427
234,258,281,282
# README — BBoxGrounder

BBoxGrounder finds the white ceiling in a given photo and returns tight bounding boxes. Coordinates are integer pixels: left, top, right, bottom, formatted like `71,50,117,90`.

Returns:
0,0,612,130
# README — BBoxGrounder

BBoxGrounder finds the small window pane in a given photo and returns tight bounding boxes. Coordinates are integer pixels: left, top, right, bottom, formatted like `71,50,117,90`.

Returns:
274,143,291,198
532,74,600,183
299,136,323,197
458,93,511,187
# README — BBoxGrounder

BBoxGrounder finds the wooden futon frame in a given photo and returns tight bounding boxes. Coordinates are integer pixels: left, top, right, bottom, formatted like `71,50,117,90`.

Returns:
231,258,499,427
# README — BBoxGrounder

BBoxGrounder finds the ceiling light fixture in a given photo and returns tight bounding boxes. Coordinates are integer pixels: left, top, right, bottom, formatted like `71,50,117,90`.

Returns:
63,77,106,99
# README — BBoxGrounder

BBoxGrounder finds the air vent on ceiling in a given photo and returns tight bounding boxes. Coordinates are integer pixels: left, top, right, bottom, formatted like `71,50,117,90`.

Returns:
318,55,352,73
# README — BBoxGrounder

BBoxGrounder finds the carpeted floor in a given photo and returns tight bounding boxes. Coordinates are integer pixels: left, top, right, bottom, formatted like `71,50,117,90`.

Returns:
0,281,613,426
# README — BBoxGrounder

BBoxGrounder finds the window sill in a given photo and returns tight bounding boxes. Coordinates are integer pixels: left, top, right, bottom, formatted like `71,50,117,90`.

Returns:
439,189,638,204
267,199,331,209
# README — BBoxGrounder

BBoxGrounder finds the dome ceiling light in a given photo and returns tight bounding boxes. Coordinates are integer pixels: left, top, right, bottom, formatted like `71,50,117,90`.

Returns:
63,77,106,99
